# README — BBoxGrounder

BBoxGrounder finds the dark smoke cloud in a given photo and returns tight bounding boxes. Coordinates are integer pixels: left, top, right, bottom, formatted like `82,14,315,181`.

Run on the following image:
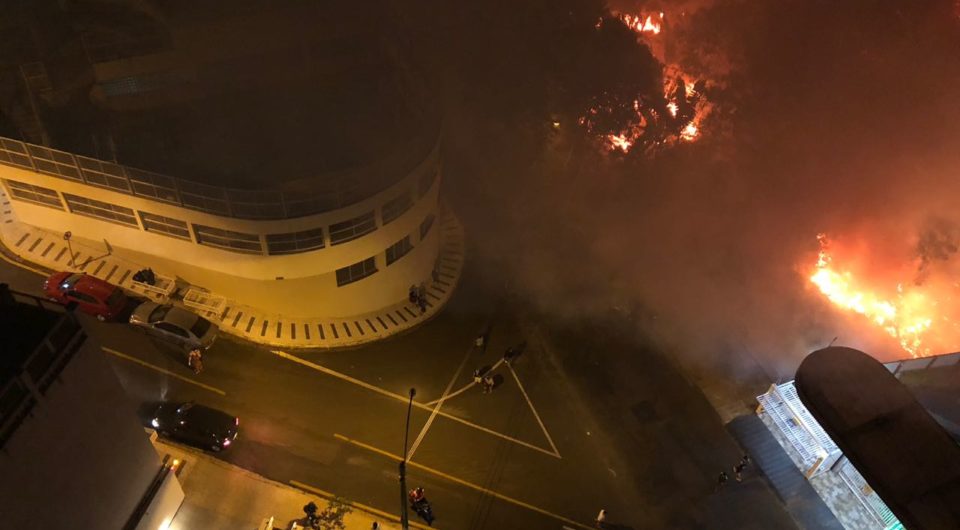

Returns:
423,0,960,376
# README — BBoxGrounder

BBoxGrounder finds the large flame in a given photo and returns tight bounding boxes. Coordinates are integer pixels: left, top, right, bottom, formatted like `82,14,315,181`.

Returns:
810,233,934,357
620,12,663,35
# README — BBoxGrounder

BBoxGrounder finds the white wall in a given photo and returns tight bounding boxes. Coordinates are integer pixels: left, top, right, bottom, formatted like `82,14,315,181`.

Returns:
1,144,443,316
0,336,168,529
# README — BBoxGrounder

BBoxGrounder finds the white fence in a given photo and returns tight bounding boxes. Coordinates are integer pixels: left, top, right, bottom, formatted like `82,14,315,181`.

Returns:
182,288,226,319
884,351,960,377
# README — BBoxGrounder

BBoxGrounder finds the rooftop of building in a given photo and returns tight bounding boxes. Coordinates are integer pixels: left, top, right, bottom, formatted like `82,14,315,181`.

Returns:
795,346,960,529
0,284,64,386
5,0,437,194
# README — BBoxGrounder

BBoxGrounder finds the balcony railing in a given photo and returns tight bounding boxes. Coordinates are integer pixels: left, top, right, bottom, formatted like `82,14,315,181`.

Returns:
0,290,85,450
0,125,439,220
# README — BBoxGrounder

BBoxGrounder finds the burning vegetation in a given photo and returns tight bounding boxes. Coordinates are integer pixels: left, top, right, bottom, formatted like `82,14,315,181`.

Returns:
579,10,714,154
810,226,960,359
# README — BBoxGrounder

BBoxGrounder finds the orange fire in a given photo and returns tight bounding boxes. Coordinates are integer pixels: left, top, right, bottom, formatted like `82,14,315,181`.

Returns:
607,133,633,152
810,234,934,357
586,11,709,152
620,13,663,35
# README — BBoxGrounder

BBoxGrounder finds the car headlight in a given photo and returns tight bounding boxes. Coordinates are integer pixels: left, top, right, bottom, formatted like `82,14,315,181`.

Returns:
222,439,231,447
151,418,160,428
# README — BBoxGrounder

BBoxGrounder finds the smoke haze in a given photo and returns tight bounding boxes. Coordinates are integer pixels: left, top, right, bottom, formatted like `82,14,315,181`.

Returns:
426,0,960,375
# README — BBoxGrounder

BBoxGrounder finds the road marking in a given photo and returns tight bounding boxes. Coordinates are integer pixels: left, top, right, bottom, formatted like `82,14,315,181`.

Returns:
290,480,437,530
507,361,560,457
334,434,592,530
423,357,506,407
102,347,226,396
407,344,473,460
272,350,559,458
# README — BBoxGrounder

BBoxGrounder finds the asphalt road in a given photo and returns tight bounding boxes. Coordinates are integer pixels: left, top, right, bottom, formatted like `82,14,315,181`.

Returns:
2,255,797,529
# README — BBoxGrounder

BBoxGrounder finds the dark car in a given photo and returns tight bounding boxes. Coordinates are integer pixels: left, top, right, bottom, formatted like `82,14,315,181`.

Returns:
151,401,238,452
43,271,127,321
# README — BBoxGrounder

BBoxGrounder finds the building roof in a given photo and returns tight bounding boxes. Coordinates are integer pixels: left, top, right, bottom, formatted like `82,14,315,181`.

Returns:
795,346,960,529
0,285,64,386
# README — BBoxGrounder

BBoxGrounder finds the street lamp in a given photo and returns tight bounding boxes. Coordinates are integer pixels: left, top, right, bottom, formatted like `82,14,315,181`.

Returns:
400,387,416,530
63,231,74,269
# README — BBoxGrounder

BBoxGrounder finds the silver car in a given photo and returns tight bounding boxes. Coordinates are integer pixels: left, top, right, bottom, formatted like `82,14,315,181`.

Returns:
130,302,218,350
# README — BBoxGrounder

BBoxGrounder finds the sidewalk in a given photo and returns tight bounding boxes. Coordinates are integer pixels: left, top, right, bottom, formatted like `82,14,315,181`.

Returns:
0,187,465,349
150,434,431,530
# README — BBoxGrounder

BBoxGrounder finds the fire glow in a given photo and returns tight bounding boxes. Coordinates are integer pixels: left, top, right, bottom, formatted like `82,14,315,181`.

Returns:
585,11,711,153
809,233,934,357
620,12,662,35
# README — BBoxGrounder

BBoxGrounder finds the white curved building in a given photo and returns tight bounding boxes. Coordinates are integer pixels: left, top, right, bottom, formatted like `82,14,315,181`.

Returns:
0,131,443,317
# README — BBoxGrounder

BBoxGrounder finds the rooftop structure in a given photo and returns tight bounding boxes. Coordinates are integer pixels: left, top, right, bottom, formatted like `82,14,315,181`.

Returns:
0,283,183,529
795,347,960,530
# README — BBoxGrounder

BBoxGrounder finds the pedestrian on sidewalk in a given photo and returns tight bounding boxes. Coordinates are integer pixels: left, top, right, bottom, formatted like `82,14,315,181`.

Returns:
473,369,483,385
595,508,607,528
733,452,751,482
714,471,729,492
409,285,418,304
418,297,427,314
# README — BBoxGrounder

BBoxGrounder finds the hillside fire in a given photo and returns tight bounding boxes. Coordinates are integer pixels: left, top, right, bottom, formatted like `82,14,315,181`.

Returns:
583,11,712,154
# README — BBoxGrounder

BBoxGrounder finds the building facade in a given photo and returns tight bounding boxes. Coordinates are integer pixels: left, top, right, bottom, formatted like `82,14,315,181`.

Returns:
0,131,442,317
0,285,183,529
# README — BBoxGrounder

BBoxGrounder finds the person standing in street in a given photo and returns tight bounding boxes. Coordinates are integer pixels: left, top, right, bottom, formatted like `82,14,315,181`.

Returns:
715,471,729,492
188,348,203,374
481,375,495,393
595,508,607,528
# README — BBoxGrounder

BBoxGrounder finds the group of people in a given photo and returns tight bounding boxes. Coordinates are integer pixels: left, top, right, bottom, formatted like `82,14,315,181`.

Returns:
473,369,496,393
715,453,752,491
408,283,428,314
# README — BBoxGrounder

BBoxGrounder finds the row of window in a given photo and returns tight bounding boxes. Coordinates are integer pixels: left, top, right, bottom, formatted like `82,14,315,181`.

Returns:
4,178,436,257
335,215,435,287
4,178,440,289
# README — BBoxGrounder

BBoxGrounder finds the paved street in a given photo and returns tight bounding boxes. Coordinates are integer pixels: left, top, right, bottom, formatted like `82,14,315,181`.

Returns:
1,252,796,529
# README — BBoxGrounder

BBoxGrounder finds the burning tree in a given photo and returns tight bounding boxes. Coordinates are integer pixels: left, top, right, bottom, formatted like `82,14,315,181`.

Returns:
576,10,715,154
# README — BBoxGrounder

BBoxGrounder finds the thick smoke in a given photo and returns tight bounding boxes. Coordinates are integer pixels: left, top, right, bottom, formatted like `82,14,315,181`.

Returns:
424,0,960,376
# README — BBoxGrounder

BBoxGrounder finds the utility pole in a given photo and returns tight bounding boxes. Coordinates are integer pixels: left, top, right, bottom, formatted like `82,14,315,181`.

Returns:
400,387,416,530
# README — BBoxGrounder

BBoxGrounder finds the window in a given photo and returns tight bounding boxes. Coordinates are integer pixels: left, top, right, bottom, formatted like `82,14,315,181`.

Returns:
67,291,97,304
336,256,377,287
381,191,413,225
386,236,413,266
194,225,263,254
139,211,191,240
156,322,188,338
329,211,376,246
418,168,438,198
4,180,63,209
266,228,325,255
419,213,435,240
63,193,138,227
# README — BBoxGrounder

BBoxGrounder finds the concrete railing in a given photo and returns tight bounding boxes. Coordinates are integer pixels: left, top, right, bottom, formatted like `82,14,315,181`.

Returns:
883,351,960,378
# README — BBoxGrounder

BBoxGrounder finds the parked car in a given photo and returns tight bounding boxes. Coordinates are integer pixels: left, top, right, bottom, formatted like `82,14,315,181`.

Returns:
43,271,127,321
129,302,218,350
151,401,238,452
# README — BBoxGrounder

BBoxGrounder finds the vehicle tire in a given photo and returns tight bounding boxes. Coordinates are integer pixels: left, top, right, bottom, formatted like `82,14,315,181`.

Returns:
210,444,222,452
